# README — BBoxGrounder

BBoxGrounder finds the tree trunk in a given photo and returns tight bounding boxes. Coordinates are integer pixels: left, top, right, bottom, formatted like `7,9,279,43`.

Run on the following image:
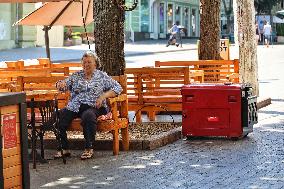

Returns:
234,0,259,95
199,0,221,60
93,0,125,76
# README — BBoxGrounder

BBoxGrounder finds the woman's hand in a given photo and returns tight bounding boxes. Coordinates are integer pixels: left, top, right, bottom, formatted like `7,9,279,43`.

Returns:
95,91,116,108
95,95,105,108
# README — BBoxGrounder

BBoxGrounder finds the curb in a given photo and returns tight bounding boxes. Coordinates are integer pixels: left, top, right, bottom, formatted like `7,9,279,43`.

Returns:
257,97,272,109
43,127,182,151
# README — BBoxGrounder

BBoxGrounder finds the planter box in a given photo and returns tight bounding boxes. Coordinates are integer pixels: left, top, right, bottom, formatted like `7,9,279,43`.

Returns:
277,36,284,43
72,38,82,45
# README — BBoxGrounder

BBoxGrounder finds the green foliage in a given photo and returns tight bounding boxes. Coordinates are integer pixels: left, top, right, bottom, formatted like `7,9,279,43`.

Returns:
276,23,284,36
71,32,81,39
254,0,282,14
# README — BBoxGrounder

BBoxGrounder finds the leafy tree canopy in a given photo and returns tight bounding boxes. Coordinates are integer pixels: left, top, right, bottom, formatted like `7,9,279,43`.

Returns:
254,0,282,14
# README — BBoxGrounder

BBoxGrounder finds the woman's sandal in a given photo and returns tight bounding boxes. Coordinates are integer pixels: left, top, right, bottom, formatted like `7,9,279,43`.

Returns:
80,149,94,160
54,150,71,159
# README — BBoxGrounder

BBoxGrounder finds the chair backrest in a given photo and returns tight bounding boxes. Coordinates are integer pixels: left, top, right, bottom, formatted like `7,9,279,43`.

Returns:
111,75,127,94
27,99,58,130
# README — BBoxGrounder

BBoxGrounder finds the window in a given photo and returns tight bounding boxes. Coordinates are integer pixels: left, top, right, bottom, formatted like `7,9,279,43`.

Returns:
160,3,165,33
175,6,181,24
140,0,149,32
168,4,173,30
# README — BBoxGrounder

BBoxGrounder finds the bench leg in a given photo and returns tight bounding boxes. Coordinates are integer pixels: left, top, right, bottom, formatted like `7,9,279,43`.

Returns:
148,110,156,121
113,129,119,155
121,128,129,151
136,111,142,123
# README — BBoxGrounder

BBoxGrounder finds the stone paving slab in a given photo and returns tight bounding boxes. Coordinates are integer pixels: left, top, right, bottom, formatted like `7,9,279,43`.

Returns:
30,104,284,189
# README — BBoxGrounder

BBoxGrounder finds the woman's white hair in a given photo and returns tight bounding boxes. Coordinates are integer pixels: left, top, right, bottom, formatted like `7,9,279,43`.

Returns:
81,51,101,69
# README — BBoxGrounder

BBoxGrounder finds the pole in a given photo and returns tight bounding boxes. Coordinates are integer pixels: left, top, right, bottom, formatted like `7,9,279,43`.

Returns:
43,26,51,60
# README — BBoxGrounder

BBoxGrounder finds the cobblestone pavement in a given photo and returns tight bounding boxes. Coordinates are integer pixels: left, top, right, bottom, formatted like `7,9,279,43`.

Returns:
29,45,284,189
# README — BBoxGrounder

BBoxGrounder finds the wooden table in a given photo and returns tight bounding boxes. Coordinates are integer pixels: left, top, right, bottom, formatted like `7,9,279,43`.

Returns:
25,90,59,100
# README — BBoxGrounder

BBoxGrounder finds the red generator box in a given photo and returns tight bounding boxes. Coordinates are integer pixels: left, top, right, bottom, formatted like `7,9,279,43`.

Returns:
181,83,257,139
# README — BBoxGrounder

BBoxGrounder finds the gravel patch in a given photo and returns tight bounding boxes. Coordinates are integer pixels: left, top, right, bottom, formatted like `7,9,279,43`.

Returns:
44,122,182,140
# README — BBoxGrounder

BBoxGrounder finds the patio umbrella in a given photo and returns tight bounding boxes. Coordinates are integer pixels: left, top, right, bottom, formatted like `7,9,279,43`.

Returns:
276,10,284,19
14,0,93,59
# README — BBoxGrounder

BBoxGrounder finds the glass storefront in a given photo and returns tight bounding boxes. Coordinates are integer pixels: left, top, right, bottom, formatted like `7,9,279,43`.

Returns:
175,5,181,25
191,8,197,37
125,0,200,40
159,3,165,34
167,4,173,31
141,0,150,32
183,7,190,36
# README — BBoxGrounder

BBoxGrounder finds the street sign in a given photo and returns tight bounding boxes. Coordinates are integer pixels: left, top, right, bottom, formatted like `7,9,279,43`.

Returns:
220,39,230,60
197,39,230,60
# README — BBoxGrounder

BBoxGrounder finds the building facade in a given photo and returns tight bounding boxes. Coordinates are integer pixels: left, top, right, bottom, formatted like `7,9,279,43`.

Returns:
0,3,36,50
0,1,200,50
125,0,200,41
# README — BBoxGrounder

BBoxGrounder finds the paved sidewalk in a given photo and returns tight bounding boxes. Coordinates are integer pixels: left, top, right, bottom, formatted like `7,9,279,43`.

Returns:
1,39,283,188
0,39,198,63
30,102,284,189
28,45,284,189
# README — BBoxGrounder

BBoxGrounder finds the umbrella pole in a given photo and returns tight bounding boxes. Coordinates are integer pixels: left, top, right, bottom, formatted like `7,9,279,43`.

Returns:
43,26,51,60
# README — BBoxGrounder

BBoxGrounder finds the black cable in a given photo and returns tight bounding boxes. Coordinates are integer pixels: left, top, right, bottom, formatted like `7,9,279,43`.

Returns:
81,0,90,50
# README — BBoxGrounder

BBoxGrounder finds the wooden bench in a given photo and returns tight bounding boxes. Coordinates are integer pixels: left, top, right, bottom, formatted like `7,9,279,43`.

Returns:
4,59,81,75
22,61,82,75
155,59,239,83
16,75,129,156
50,62,82,74
0,82,16,92
125,67,194,122
0,67,69,78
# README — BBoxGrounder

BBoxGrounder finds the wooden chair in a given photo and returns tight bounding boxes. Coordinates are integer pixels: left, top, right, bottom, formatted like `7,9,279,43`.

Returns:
69,75,129,155
16,75,129,156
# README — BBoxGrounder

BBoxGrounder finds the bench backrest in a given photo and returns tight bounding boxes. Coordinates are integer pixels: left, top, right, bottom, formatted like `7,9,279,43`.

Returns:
16,75,127,108
125,67,190,103
50,62,82,74
155,59,239,83
0,67,69,77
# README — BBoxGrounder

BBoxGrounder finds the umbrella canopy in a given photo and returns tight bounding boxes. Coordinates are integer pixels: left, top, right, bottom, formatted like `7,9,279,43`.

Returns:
0,0,72,2
15,0,93,26
14,0,93,60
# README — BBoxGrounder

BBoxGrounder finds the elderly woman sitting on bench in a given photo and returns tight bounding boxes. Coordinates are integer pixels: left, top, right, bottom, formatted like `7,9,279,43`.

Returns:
55,51,122,160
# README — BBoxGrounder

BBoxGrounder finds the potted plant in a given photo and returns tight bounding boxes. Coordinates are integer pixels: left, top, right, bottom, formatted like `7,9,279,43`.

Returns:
71,32,82,45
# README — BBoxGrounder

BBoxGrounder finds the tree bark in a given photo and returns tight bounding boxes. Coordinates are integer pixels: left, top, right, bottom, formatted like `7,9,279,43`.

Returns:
234,0,259,95
93,0,125,76
199,0,221,60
